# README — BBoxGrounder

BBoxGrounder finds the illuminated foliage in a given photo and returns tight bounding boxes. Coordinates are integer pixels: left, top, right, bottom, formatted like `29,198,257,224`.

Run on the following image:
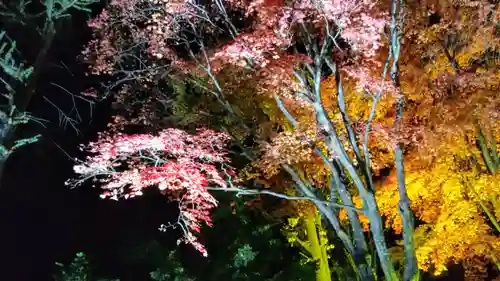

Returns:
66,128,234,256
282,209,334,281
73,0,500,279
334,1,500,279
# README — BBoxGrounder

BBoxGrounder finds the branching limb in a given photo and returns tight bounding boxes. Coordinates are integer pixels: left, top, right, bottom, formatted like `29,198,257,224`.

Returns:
206,186,365,214
388,0,418,280
275,78,373,280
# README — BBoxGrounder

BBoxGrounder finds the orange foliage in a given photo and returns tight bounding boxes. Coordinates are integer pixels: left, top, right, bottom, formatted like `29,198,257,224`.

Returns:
336,1,500,279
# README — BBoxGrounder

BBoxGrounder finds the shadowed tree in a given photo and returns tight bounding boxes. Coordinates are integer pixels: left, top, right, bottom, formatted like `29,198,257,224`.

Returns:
0,0,98,182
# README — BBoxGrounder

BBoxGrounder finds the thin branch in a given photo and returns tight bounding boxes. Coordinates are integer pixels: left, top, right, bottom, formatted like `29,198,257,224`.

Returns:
206,186,365,214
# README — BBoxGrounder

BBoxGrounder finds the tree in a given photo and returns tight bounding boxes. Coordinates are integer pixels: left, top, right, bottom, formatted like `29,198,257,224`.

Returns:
66,128,235,257
0,0,98,180
71,0,423,281
280,199,335,281
0,31,38,161
54,252,119,281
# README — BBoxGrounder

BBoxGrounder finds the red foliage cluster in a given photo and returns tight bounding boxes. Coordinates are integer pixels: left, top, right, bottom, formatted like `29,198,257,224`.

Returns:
66,128,234,256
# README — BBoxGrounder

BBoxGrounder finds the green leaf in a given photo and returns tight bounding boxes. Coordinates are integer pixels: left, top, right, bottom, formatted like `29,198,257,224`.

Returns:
0,30,33,83
233,244,258,268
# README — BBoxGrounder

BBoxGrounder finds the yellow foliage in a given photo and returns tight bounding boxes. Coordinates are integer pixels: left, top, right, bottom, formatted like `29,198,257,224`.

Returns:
319,73,397,174
372,130,500,277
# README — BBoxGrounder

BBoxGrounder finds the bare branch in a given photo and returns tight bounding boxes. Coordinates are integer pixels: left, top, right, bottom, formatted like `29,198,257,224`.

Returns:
206,186,365,213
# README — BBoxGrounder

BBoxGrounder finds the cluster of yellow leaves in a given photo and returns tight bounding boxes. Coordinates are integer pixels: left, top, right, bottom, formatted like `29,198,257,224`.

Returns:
338,196,371,231
335,1,500,279
344,144,500,277
416,202,500,275
281,205,334,271
410,162,500,274
372,130,500,276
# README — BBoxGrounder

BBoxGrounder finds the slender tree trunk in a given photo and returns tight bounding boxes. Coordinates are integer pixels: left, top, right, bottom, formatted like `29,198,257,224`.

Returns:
304,212,332,281
316,211,333,281
389,1,418,279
